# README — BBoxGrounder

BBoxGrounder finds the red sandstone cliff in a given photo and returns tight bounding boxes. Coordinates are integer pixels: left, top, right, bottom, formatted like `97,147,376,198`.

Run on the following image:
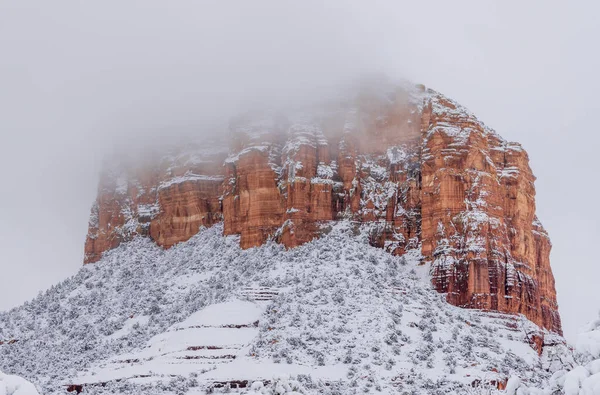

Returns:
84,81,562,334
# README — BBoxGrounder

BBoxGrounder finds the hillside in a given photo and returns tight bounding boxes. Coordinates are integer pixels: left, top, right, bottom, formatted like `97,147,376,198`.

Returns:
0,223,569,394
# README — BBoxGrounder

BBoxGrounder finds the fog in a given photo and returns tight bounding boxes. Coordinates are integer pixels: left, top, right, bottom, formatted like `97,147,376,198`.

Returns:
0,1,598,342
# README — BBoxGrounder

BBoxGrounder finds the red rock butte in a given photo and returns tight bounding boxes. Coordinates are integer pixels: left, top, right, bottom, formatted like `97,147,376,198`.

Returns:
84,81,562,334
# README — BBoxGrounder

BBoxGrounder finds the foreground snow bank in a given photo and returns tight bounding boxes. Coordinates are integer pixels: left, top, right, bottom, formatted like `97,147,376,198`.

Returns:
507,312,600,395
0,371,39,395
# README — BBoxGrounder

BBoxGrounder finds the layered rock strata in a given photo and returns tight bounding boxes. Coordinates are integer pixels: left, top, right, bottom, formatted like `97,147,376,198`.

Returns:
84,82,561,334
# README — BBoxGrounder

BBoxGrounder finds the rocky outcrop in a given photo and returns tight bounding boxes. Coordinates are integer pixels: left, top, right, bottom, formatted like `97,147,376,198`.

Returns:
420,94,562,334
84,143,227,263
84,80,562,334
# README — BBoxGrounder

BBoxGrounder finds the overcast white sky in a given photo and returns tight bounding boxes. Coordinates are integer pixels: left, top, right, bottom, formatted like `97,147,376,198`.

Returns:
0,1,598,342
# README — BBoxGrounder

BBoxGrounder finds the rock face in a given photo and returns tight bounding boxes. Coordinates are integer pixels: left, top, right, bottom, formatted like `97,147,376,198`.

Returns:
84,144,227,263
84,81,562,334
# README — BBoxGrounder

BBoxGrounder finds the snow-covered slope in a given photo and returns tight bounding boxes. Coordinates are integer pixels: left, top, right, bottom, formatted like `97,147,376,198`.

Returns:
0,223,569,394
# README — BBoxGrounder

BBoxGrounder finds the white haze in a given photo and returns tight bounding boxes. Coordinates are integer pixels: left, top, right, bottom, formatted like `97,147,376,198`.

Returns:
0,1,598,342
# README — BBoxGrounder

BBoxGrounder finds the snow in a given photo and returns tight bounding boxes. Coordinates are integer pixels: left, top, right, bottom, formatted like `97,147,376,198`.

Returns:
106,315,150,340
315,163,334,179
137,203,160,219
173,300,261,328
509,311,600,395
582,373,600,395
225,145,271,164
115,174,129,195
577,318,600,359
565,366,590,394
0,372,39,395
158,172,224,190
578,332,600,362
506,376,521,395
76,300,262,385
558,316,600,395
386,146,407,164
498,167,520,179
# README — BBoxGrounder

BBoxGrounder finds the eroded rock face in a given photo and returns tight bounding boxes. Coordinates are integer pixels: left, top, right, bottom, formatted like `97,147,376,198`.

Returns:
420,95,561,334
84,81,562,334
84,143,227,263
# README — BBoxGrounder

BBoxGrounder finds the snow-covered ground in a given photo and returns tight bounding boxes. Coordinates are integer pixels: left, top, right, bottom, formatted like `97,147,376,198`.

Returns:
0,222,579,394
0,371,39,395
